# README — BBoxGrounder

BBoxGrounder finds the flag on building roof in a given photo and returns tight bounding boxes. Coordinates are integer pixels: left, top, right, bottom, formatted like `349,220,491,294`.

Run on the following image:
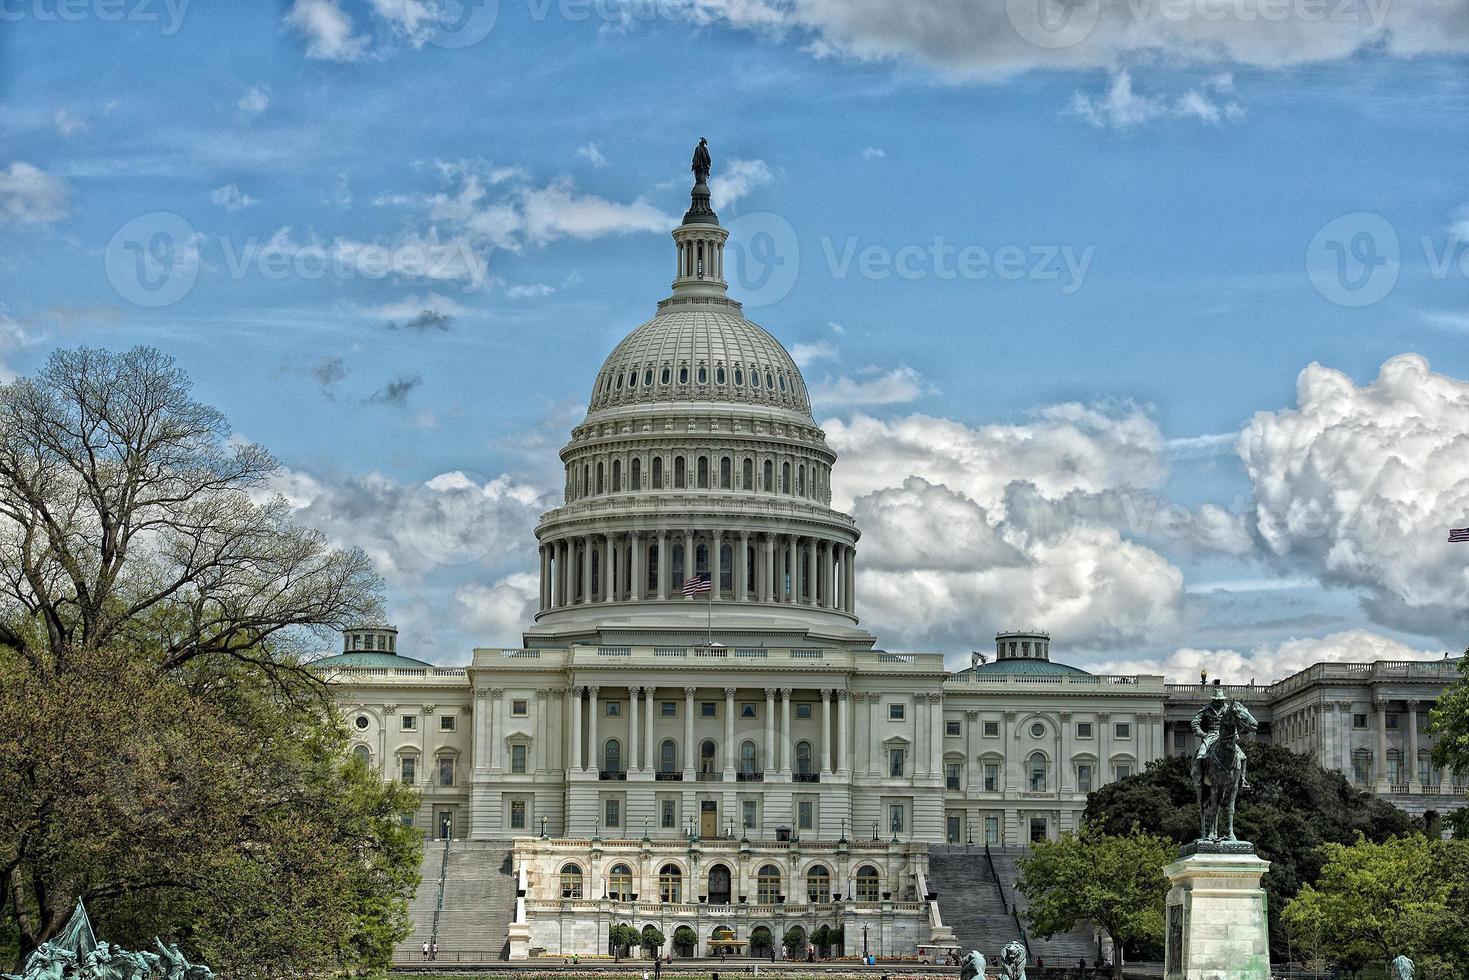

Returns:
682,572,712,597
1449,527,1469,542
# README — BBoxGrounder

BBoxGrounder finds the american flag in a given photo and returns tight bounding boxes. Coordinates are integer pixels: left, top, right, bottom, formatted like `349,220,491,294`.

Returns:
1450,527,1469,543
682,572,712,597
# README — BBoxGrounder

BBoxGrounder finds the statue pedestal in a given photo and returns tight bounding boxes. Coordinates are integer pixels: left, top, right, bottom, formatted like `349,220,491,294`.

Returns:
1163,849,1271,980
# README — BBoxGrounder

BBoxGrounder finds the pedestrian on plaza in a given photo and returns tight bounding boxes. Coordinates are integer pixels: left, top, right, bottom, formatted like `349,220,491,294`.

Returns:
430,942,438,961
421,941,429,961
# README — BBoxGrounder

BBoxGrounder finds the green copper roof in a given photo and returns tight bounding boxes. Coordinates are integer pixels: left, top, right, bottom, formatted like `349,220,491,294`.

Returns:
312,651,434,669
960,658,1092,677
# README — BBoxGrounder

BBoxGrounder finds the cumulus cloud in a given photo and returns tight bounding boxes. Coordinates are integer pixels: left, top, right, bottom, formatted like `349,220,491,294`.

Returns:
456,574,541,640
285,0,370,61
53,108,89,136
237,85,270,115
211,183,259,211
369,291,480,321
1092,628,1450,685
811,365,933,406
1070,70,1242,128
0,162,72,225
577,141,609,168
861,146,886,159
710,158,773,210
1238,353,1469,634
790,341,840,367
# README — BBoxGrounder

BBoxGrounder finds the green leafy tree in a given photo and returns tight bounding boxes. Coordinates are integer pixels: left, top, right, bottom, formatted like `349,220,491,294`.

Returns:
1281,835,1469,979
639,926,665,957
1084,744,1411,958
673,925,697,956
0,348,412,978
608,923,638,958
782,926,807,957
1017,826,1173,980
811,924,831,957
748,926,772,955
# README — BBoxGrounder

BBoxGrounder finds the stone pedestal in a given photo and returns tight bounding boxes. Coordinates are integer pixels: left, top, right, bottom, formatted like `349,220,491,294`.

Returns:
1163,848,1271,980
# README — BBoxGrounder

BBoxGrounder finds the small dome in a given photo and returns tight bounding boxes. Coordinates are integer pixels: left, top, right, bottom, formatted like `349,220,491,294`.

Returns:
312,650,434,669
960,658,1092,677
588,307,811,418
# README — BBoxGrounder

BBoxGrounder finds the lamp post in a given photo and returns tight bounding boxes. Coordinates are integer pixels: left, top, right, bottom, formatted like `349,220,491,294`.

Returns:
862,925,869,959
871,820,878,841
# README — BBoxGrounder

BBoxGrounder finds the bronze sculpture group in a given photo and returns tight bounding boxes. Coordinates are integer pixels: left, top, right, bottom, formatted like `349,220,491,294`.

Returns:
959,940,1026,980
4,902,211,980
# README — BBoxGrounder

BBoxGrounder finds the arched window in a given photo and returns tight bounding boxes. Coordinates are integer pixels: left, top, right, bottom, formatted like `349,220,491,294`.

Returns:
796,741,813,776
696,542,708,575
855,865,880,902
647,543,659,592
1352,748,1372,785
719,543,733,590
604,739,622,774
715,366,726,384
720,456,732,489
797,464,805,496
631,457,641,489
644,368,653,387
612,458,621,491
627,369,637,388
559,864,584,899
756,864,781,904
697,366,708,384
652,456,663,488
765,371,774,389
582,464,589,498
608,863,632,901
1028,751,1049,792
751,368,762,388
659,739,677,774
740,740,759,776
806,865,831,903
658,864,683,903
781,461,790,493
763,459,773,492
672,543,685,585
699,739,717,775
674,457,686,489
734,367,743,386
352,744,371,767
596,461,604,494
742,458,753,489
679,366,689,384
697,456,709,488
661,366,671,384
708,865,732,905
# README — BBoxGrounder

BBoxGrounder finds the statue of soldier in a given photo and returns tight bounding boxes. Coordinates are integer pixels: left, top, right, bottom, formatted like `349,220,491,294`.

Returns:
153,941,189,980
1193,685,1250,790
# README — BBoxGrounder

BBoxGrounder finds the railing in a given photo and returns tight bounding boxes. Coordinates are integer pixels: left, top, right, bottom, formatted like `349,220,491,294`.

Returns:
501,649,540,658
654,647,687,657
599,770,627,780
734,648,768,658
792,772,820,783
791,648,824,659
737,772,765,782
598,646,631,657
696,772,724,782
983,843,1007,914
655,771,684,781
429,835,451,950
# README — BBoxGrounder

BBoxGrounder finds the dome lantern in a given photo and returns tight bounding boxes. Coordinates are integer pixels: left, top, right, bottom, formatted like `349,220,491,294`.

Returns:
671,138,728,299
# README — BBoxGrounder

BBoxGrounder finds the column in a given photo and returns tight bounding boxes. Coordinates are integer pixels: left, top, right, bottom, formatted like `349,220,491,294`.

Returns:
683,686,696,779
1099,712,1111,784
1407,700,1420,791
929,694,943,780
762,535,774,602
786,536,798,603
683,529,694,597
764,688,777,773
965,710,979,794
631,531,643,601
628,686,641,773
657,531,669,600
867,694,879,777
538,546,550,611
1060,712,1073,793
712,530,723,597
844,546,856,613
570,687,583,771
603,533,616,602
474,687,489,770
581,536,592,604
1002,711,1015,791
737,532,750,602
780,688,793,773
644,687,656,773
820,688,833,775
535,689,549,773
837,690,850,775
806,537,817,605
724,687,737,773
1375,698,1390,790
588,686,600,773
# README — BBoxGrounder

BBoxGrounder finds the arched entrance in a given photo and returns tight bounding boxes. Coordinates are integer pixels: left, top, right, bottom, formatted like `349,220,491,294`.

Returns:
673,925,697,957
708,864,732,905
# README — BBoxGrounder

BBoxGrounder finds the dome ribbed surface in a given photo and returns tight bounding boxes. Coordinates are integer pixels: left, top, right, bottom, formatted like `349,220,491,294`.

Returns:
312,651,434,669
589,308,812,417
962,659,1092,677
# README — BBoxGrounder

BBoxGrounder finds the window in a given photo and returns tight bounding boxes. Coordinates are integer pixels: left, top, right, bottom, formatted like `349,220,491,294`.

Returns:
644,369,653,386
675,457,686,488
603,739,622,773
756,865,781,904
438,755,455,786
889,748,905,778
1114,763,1133,781
401,714,417,731
1030,817,1048,843
679,366,689,384
510,800,526,829
945,720,961,737
697,366,708,384
354,715,369,730
631,457,641,488
653,457,664,488
741,702,758,719
702,702,717,718
889,803,905,834
1353,713,1368,729
985,816,1000,844
889,703,906,721
1114,722,1132,739
740,741,759,776
661,701,677,717
742,800,757,829
559,864,583,899
604,799,621,829
855,866,880,902
983,721,999,737
440,714,456,731
1030,722,1045,738
400,755,416,785
947,813,962,844
659,864,683,903
763,459,773,491
661,366,671,384
944,761,961,790
1028,752,1048,792
984,763,999,792
742,458,753,489
1076,763,1093,793
510,744,527,774
1386,713,1400,730
661,798,677,828
796,702,813,719
797,800,814,830
659,739,677,774
720,456,732,488
699,740,717,775
1076,722,1093,738
807,865,831,903
607,863,631,899
606,701,621,717
697,456,709,488
1352,749,1372,785
796,741,813,776
512,699,528,717
734,368,743,385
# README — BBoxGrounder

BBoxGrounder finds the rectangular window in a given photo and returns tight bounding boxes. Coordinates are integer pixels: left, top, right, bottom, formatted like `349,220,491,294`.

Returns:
440,714,456,731
984,763,999,792
401,714,417,731
702,702,717,718
661,701,678,717
1386,713,1400,730
512,699,528,717
946,814,962,844
945,762,961,790
797,800,814,830
1029,817,1047,843
604,798,620,828
984,815,999,844
1076,764,1093,793
889,748,905,778
741,703,757,719
1114,763,1133,781
400,756,416,785
401,812,416,829
1173,731,1187,750
510,744,527,774
796,702,813,719
606,701,621,717
1353,713,1368,729
438,756,454,786
889,803,905,834
660,799,676,829
1076,722,1093,739
1114,722,1132,739
983,721,999,737
945,720,961,737
888,703,906,721
742,800,757,829
510,800,526,829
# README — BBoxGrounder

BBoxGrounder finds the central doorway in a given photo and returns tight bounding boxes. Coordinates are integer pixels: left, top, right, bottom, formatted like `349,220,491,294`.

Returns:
700,800,718,838
707,864,732,905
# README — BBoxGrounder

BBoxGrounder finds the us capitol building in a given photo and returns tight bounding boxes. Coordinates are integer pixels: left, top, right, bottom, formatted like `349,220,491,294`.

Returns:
316,152,1465,962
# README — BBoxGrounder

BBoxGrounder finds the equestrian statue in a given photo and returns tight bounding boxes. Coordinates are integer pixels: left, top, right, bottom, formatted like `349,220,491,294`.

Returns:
1191,681,1259,843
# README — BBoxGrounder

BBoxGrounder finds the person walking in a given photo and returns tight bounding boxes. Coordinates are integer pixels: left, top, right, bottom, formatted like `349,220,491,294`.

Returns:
421,941,429,961
430,942,438,962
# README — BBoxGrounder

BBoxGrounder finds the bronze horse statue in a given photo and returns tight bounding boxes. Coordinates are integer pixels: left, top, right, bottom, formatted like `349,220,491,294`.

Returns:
1193,698,1257,841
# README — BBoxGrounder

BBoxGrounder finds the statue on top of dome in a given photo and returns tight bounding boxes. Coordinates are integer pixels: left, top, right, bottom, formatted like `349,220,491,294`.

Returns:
692,137,711,184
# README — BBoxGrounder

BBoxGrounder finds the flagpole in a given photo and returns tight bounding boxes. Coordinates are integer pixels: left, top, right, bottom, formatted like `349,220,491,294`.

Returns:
706,576,713,647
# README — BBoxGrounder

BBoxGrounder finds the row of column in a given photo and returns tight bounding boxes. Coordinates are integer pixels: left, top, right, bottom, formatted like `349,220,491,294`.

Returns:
537,531,856,614
564,685,851,777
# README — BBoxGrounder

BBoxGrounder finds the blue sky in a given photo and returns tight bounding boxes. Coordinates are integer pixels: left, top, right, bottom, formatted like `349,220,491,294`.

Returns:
2,0,1468,676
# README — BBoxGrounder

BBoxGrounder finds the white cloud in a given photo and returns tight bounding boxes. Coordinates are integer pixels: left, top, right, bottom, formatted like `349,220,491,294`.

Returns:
1447,203,1469,242
577,141,609,168
0,162,72,225
790,341,840,367
861,146,886,159
368,0,441,46
53,108,89,136
367,291,481,320
1070,70,1243,128
210,182,260,212
710,158,773,210
285,0,370,61
1239,353,1469,634
503,283,556,299
455,574,540,640
811,365,932,406
1092,629,1449,685
238,85,271,116
259,226,490,286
